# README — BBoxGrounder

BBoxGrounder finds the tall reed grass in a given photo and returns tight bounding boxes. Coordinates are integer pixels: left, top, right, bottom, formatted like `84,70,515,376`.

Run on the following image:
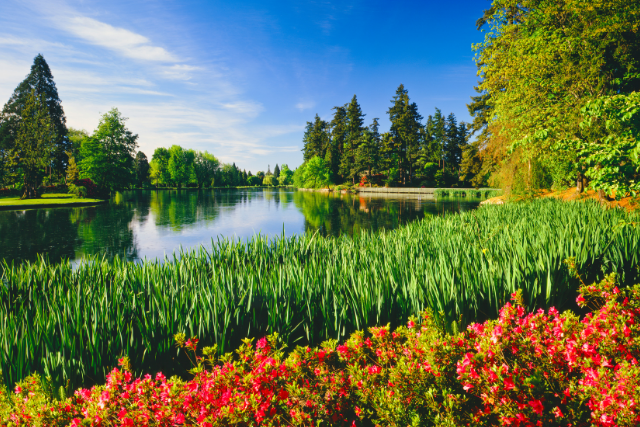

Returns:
1,199,638,389
435,188,503,198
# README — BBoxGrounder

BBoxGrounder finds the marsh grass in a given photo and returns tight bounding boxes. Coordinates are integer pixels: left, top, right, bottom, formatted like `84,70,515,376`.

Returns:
435,188,503,198
1,199,638,389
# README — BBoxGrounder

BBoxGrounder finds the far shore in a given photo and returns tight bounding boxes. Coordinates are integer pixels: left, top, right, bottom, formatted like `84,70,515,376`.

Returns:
0,193,107,211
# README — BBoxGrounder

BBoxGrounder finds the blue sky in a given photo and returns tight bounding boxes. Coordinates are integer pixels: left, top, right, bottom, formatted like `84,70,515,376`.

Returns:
0,0,490,173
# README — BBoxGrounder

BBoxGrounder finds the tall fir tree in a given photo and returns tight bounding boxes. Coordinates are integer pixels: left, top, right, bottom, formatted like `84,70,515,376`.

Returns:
354,118,382,177
343,95,366,183
302,115,330,162
387,84,423,184
12,91,57,198
135,151,150,187
330,106,348,182
0,54,70,178
273,164,280,179
444,113,464,170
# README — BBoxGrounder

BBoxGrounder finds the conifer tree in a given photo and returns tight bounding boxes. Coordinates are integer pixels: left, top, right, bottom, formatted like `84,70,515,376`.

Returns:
387,85,423,184
330,106,348,181
12,90,57,198
354,118,382,177
135,151,150,187
302,115,330,162
273,164,280,179
0,54,70,177
343,95,366,183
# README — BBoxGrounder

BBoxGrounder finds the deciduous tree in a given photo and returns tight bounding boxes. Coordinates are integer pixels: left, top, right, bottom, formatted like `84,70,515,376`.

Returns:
80,108,137,194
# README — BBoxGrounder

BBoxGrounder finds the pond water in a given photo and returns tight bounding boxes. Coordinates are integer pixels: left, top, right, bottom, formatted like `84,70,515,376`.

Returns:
0,189,482,264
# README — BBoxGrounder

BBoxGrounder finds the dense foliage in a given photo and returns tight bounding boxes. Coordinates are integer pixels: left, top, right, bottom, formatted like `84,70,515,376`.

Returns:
300,90,470,188
1,199,638,391
3,274,640,426
470,0,640,196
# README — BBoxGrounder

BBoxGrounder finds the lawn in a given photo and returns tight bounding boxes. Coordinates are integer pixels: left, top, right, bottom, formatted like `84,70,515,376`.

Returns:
0,193,104,207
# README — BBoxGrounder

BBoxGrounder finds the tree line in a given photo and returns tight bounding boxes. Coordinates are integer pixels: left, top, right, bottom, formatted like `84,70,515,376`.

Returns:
298,86,471,188
148,147,293,188
0,55,292,199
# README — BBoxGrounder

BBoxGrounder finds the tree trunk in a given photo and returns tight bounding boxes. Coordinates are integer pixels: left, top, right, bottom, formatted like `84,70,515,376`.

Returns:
21,174,39,199
597,189,607,202
576,171,584,193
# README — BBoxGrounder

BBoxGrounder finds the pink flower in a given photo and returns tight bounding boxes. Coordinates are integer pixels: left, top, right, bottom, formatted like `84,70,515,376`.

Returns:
503,376,515,390
529,399,543,415
256,337,268,349
407,320,415,329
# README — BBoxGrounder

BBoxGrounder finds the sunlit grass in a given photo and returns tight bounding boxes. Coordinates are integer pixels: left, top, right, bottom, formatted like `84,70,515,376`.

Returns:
0,193,103,206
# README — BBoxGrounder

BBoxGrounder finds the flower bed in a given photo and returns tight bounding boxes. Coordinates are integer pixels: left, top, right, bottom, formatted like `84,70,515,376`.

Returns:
2,274,639,426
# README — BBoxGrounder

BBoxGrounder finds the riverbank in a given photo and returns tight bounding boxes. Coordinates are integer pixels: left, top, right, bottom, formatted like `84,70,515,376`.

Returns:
298,186,502,198
0,193,106,210
481,188,640,211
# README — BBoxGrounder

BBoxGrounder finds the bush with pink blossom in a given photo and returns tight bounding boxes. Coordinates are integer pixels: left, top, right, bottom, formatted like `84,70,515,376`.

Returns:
2,273,639,426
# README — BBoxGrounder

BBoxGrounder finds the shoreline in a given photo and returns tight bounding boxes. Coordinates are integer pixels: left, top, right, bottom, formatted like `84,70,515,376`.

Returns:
0,199,108,211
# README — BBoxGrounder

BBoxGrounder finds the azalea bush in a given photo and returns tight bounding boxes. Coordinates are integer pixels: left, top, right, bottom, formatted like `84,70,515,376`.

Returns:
2,273,640,426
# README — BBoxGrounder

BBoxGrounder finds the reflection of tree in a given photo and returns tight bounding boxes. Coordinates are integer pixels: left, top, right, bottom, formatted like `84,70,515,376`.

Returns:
72,200,138,262
0,209,79,263
293,191,481,237
149,189,223,232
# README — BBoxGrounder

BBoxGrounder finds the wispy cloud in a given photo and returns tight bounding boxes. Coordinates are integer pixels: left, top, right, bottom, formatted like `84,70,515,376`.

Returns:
295,100,315,111
160,64,202,81
63,16,178,62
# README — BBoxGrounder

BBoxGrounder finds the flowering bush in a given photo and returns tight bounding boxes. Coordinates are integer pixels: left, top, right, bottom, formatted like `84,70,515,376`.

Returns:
72,179,100,199
2,274,640,426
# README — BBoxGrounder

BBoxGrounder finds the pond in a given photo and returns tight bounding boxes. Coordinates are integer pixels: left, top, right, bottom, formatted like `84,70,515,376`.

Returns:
0,188,482,264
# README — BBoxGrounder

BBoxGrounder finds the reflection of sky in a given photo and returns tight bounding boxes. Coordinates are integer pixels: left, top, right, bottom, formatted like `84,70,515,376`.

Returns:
130,191,306,262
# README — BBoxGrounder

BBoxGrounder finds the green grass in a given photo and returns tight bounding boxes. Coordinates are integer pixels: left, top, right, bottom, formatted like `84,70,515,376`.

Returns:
0,193,103,207
434,188,503,198
1,199,639,389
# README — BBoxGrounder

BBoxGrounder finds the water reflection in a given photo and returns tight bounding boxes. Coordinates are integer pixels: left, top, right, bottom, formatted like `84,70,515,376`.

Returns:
0,189,481,264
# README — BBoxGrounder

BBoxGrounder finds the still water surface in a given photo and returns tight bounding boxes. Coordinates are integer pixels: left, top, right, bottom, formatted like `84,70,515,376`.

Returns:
0,189,481,264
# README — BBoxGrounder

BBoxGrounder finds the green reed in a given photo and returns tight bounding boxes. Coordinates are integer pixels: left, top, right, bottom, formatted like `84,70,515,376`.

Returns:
1,199,638,389
435,188,503,198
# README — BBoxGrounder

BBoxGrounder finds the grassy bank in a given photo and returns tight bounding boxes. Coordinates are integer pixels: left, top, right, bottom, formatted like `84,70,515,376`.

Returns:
1,199,639,389
0,193,104,209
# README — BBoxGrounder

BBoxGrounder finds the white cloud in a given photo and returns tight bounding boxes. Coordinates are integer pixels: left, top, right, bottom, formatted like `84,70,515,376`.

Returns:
63,16,178,62
295,100,315,111
160,64,202,81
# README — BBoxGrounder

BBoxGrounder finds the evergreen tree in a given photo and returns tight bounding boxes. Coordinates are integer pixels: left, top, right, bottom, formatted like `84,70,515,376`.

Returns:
387,85,423,184
444,113,465,170
273,164,280,179
431,108,446,170
134,151,150,187
11,90,57,198
460,141,485,188
329,106,348,181
343,95,366,183
354,118,382,177
302,115,330,162
65,151,80,183
0,54,70,177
